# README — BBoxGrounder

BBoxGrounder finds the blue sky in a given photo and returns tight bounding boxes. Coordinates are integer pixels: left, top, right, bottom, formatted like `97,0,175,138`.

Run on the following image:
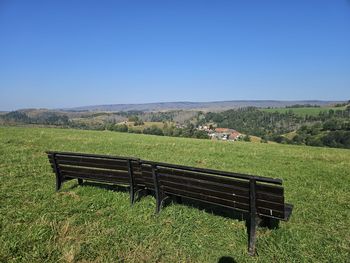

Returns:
1,0,350,110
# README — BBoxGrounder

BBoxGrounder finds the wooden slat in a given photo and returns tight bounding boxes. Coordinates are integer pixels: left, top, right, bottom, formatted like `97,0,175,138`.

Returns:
49,158,128,171
55,155,128,168
141,172,153,180
160,180,249,205
256,183,284,196
162,185,249,212
256,191,284,204
134,175,153,185
59,166,129,178
158,173,249,198
132,163,154,188
141,164,152,171
157,167,250,189
49,153,128,167
131,162,142,173
60,171,129,184
47,151,138,161
51,159,128,171
141,160,282,184
141,164,153,182
257,207,284,219
143,182,155,189
257,200,284,212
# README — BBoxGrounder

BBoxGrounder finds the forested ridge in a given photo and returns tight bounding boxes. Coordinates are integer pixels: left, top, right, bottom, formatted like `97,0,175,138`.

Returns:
202,105,350,148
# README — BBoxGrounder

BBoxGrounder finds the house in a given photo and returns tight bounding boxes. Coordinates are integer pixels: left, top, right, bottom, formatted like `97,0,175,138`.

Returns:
228,131,242,141
206,127,242,141
214,128,233,134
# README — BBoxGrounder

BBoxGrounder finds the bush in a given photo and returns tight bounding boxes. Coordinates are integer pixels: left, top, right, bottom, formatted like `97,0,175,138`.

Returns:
143,125,164,136
306,136,323,147
193,130,209,139
321,131,350,149
134,120,144,126
128,127,142,134
323,119,340,131
172,128,182,137
243,135,251,142
291,134,305,145
113,124,128,132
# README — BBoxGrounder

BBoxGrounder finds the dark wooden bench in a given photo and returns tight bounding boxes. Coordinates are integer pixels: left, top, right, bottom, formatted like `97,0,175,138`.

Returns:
141,160,293,256
47,151,293,256
47,151,142,204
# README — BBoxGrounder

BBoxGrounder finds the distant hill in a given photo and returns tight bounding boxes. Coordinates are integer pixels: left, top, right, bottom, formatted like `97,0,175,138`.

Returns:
66,100,344,112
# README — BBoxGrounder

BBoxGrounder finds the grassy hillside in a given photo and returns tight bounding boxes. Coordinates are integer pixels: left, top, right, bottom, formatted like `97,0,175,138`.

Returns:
0,126,349,262
261,106,347,116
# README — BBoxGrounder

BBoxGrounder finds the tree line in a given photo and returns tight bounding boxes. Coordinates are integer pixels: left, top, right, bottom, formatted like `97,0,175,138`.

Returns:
0,111,209,140
0,111,69,126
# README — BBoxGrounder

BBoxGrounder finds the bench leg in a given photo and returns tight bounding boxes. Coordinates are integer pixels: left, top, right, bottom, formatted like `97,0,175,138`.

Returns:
247,215,261,256
156,193,167,214
130,189,135,205
55,174,62,191
155,193,162,213
78,179,83,185
130,185,138,205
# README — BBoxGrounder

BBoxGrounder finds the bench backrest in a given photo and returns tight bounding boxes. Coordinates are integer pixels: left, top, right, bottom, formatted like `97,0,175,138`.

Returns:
47,151,286,220
142,161,286,220
47,151,136,185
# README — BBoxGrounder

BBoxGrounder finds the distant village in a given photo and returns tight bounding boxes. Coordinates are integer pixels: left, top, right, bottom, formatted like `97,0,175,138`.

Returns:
197,125,243,141
117,120,245,141
173,122,244,141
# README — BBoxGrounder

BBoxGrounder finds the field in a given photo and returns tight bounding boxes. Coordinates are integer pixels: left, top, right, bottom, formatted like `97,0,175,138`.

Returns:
1,126,349,262
261,106,347,116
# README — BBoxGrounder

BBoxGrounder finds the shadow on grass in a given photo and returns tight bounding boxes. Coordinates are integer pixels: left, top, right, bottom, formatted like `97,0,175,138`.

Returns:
74,181,130,193
218,256,237,263
164,194,248,223
74,182,279,229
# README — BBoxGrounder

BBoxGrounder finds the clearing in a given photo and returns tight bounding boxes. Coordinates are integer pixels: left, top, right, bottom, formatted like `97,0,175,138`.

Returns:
0,126,349,262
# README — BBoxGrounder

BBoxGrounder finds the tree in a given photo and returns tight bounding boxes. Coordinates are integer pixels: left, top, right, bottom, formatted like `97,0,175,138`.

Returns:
323,119,339,131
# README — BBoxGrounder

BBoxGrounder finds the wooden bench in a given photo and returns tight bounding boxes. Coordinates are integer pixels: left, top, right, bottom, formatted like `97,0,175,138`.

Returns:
47,151,293,256
47,151,142,204
141,160,293,256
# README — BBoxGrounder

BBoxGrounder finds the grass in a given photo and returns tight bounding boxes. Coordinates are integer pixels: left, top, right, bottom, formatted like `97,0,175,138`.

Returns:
261,106,347,116
0,126,349,262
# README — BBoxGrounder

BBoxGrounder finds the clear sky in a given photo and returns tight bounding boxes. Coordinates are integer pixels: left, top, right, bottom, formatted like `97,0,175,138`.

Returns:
1,0,350,110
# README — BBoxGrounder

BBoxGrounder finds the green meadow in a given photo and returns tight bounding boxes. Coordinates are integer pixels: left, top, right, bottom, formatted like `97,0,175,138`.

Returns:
0,126,349,262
